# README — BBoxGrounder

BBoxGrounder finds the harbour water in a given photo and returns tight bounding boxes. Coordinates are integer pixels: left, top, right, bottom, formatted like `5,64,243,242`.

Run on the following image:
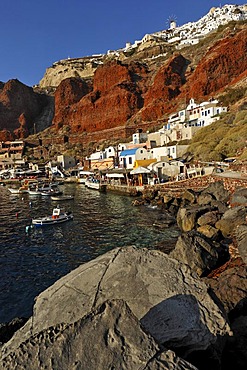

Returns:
0,183,180,323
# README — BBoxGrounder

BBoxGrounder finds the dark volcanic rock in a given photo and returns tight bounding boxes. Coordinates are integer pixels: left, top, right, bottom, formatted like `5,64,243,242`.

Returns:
234,224,247,264
169,231,229,277
222,315,247,370
215,206,247,238
201,181,230,204
177,205,215,232
205,263,247,315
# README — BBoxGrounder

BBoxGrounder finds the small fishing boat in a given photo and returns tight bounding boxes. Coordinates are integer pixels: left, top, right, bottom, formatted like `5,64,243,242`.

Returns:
32,206,73,227
51,195,74,201
77,170,93,184
40,189,63,196
8,187,21,194
85,177,106,191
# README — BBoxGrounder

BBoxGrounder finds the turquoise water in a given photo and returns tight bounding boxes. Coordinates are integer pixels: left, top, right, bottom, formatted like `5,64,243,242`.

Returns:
0,183,180,323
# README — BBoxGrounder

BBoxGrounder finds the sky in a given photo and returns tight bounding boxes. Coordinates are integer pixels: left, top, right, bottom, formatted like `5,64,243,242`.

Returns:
0,0,246,87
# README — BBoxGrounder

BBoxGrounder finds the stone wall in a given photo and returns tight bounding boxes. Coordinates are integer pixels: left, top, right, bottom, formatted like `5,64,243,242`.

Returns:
144,174,247,198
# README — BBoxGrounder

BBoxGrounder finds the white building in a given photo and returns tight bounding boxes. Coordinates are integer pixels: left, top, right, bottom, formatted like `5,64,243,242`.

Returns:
119,148,148,170
157,98,227,143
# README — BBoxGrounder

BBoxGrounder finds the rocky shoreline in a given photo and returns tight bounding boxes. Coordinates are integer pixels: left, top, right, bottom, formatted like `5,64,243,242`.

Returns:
0,180,246,369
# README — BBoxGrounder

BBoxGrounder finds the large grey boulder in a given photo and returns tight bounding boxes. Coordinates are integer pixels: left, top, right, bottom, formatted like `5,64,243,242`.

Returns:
205,263,247,315
201,181,230,203
177,205,214,232
169,231,229,277
234,224,247,264
215,206,247,237
1,300,198,370
1,247,231,360
230,188,247,207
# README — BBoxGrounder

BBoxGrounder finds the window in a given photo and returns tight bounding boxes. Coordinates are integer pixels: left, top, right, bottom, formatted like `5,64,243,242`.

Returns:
140,150,143,153
129,157,132,164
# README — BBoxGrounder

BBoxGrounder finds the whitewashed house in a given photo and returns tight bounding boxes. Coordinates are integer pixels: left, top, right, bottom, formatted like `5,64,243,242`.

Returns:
148,159,185,182
105,146,117,159
132,130,148,145
119,148,148,170
157,98,227,143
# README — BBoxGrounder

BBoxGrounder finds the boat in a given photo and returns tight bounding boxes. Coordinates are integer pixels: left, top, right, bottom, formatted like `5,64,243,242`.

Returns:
8,187,22,194
77,170,93,184
32,206,73,227
8,182,31,194
40,189,63,196
51,195,74,201
30,182,63,196
85,176,106,191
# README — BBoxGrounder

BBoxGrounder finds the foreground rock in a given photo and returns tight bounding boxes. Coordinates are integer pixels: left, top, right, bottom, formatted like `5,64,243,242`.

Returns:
1,247,231,365
1,300,198,370
234,224,247,264
170,231,229,277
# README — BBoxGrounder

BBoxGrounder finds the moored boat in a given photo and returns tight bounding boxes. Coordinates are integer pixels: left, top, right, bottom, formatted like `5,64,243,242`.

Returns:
28,181,62,196
77,170,93,184
51,195,74,201
85,177,106,191
32,206,73,227
8,187,21,194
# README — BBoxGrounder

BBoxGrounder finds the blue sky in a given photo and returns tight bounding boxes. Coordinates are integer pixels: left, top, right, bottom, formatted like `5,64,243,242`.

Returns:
0,1,245,87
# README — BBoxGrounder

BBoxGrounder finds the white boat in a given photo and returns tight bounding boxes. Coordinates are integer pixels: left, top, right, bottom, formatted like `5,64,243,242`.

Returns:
85,177,100,190
40,189,63,196
77,170,93,184
8,187,22,194
51,195,74,201
8,182,30,194
85,177,107,191
32,207,73,227
29,182,63,196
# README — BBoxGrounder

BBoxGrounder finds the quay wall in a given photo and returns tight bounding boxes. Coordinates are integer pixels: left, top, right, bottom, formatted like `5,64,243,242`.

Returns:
143,174,247,198
105,174,247,197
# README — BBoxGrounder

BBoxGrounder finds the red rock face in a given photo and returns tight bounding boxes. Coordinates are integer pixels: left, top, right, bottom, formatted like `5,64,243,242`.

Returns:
188,29,247,98
140,54,188,121
1,28,246,142
0,79,49,138
53,60,148,133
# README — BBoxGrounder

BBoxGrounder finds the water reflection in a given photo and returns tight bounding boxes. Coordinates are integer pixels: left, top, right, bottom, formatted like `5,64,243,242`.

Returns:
0,183,179,322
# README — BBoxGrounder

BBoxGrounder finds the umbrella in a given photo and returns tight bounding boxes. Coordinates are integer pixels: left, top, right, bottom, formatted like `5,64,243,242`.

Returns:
130,166,150,175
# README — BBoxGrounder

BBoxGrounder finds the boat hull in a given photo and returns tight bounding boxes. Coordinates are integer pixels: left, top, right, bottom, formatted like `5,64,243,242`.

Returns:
51,195,74,201
32,214,73,227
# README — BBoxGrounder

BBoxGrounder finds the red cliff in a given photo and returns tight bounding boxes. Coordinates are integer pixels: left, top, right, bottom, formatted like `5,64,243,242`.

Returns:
0,79,50,140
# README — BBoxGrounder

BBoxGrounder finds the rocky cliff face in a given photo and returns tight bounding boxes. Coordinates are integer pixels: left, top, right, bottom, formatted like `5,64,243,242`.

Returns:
0,80,52,140
187,28,247,97
0,23,246,145
38,56,104,88
52,26,247,139
53,60,148,133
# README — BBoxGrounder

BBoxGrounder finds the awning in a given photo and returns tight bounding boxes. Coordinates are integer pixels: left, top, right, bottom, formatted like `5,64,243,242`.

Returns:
106,173,124,178
130,166,150,175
